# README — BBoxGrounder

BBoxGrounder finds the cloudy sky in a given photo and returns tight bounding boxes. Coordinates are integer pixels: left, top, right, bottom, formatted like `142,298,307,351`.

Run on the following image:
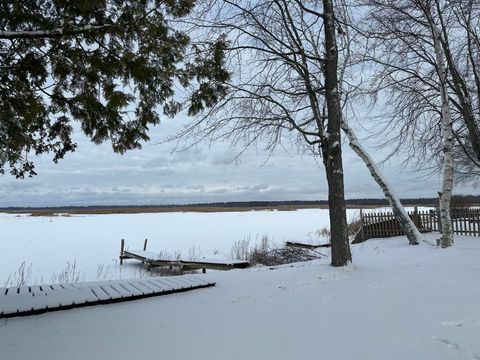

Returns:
1,112,478,208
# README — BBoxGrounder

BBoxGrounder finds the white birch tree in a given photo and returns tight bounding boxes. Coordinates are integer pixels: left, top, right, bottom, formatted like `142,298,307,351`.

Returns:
360,0,465,247
340,121,425,245
422,2,454,247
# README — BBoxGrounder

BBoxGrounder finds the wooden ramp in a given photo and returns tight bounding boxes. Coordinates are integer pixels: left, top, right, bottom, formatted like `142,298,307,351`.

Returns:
0,275,215,319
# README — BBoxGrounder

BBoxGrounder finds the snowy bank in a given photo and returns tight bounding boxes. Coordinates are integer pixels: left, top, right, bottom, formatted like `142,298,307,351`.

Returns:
0,234,479,360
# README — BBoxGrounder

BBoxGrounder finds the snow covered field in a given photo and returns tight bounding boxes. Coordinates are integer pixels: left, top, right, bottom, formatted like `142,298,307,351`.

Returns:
0,234,479,360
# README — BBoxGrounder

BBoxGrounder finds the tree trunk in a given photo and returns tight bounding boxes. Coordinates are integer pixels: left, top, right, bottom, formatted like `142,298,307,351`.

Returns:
340,121,423,245
430,11,454,248
322,0,351,266
324,151,351,266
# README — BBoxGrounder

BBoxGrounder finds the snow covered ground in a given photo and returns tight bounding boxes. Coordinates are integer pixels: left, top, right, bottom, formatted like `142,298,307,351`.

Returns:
0,234,479,360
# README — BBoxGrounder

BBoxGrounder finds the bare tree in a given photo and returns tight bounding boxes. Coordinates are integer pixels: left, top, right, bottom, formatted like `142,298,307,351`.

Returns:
359,0,475,247
177,0,352,266
175,0,427,250
361,0,480,181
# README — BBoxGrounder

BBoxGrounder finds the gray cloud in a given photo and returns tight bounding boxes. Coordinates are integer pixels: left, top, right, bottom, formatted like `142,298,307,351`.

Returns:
0,115,478,207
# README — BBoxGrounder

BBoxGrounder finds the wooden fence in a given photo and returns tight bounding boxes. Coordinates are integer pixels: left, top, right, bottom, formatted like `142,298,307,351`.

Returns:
356,207,480,243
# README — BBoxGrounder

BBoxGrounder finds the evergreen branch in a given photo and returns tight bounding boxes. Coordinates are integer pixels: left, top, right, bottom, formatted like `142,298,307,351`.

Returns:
0,24,114,40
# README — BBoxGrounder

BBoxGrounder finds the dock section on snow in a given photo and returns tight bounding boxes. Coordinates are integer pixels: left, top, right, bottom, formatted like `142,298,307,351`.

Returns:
120,239,250,272
0,274,215,319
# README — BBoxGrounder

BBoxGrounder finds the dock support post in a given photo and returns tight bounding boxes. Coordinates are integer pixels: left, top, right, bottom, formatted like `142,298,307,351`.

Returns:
143,238,148,251
202,268,206,274
120,239,125,265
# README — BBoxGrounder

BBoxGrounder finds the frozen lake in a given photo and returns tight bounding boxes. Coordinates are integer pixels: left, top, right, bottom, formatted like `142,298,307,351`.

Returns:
0,208,362,285
1,207,429,285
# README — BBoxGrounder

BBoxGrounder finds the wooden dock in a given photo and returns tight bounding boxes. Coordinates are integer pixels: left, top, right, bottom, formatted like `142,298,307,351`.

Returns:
120,239,250,272
0,275,215,319
285,241,331,249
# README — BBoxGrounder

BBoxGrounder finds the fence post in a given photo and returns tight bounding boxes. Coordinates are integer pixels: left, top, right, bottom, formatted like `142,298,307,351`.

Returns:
477,208,480,237
360,209,365,241
414,206,419,227
436,207,442,232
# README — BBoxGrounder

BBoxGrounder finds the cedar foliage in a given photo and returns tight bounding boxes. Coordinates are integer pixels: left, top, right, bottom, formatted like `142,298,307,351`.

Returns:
0,0,229,177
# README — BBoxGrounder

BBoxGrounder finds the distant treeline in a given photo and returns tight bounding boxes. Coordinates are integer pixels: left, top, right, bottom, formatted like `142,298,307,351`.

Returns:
1,195,479,212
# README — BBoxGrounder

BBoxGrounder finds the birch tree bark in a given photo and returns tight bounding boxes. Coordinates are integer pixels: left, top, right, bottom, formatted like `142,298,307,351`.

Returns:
424,3,454,248
360,0,457,247
340,120,424,245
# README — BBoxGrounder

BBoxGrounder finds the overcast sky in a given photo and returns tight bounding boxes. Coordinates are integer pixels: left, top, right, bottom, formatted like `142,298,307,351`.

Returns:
1,111,478,207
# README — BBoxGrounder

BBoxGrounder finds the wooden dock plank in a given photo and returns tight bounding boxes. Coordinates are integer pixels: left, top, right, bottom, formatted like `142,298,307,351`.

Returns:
6,287,19,296
126,280,154,295
40,285,57,296
106,283,127,298
150,278,178,291
18,286,31,296
164,277,194,288
86,285,110,301
143,279,170,292
29,285,43,296
74,286,99,303
133,280,157,293
115,281,144,297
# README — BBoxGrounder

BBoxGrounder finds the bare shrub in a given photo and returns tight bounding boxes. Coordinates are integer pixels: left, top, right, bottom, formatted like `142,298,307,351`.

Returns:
317,227,331,240
308,214,362,243
187,246,202,261
96,263,109,281
249,235,272,265
95,262,119,281
156,250,182,261
51,260,83,284
231,237,250,261
4,261,32,287
231,235,324,266
250,246,321,266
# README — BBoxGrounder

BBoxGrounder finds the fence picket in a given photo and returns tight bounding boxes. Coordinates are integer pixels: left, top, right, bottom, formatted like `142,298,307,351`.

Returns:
380,212,385,237
388,212,392,235
455,213,463,235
